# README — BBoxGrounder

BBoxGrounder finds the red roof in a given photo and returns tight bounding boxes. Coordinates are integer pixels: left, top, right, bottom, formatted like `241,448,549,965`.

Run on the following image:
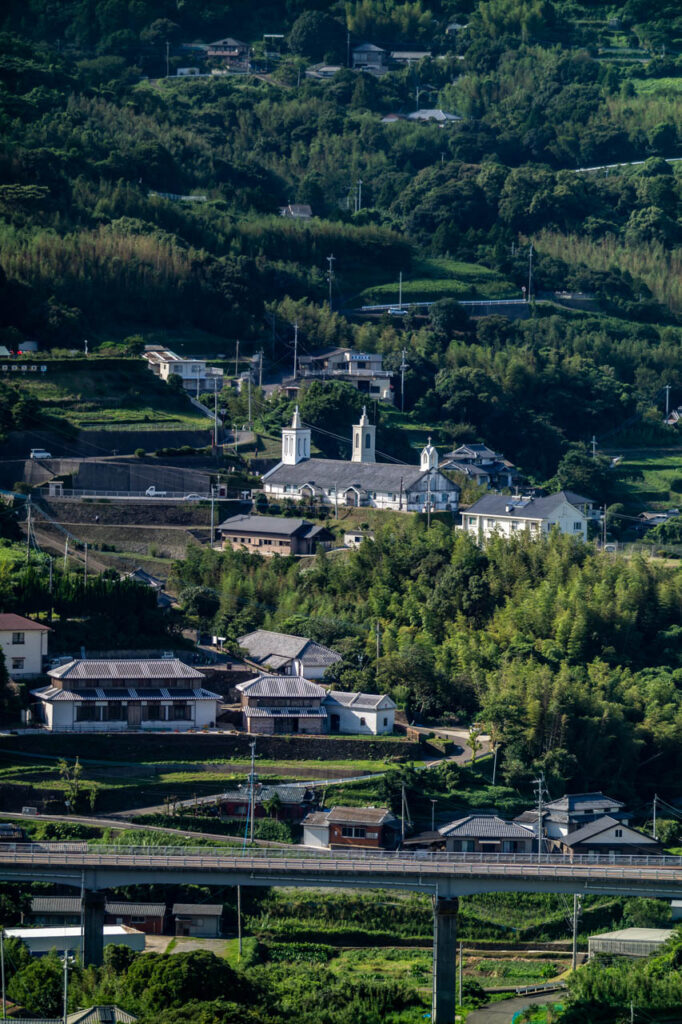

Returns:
0,614,50,631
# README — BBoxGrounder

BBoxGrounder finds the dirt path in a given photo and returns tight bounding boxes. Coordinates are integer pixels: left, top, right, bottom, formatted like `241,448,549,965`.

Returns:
467,992,563,1023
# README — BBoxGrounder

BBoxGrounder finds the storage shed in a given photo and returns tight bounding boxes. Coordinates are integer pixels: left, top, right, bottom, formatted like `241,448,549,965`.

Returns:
588,927,674,958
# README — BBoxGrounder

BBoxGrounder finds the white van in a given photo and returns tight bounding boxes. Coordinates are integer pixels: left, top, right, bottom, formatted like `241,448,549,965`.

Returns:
29,449,52,459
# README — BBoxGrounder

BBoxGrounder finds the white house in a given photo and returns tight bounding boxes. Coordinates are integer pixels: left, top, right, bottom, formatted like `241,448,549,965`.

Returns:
142,346,223,394
237,629,342,679
323,691,396,734
31,658,221,732
462,490,595,542
0,613,50,677
262,408,460,514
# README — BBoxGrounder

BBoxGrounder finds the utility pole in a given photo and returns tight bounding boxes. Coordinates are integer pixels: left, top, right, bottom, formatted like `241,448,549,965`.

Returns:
64,537,68,570
346,29,351,68
83,543,88,587
63,949,69,1024
492,743,498,786
237,885,242,959
83,338,88,356
426,472,432,529
357,178,362,211
398,271,403,310
572,894,581,971
214,378,219,447
665,383,672,419
210,486,215,547
1,928,6,1019
293,322,298,379
326,254,335,311
375,621,380,677
258,350,263,389
591,435,597,458
602,505,607,548
400,348,407,412
247,374,252,430
653,793,657,839
457,940,463,1007
430,799,436,832
528,241,534,300
165,40,170,78
248,739,257,844
534,774,544,863
26,497,31,563
235,339,239,379
630,1001,634,1024
401,783,406,844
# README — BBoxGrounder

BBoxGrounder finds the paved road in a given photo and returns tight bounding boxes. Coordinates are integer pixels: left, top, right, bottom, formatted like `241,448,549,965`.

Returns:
468,992,562,1023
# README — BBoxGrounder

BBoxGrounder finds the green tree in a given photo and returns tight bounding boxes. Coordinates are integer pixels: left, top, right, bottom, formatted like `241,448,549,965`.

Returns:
7,951,64,1017
287,12,345,62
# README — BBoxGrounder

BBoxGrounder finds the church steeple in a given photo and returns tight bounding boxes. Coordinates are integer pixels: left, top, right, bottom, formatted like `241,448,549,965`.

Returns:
281,405,311,465
421,437,438,471
351,406,376,463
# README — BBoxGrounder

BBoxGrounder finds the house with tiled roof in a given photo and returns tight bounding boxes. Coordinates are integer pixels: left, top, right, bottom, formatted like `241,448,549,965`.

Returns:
303,806,399,849
462,490,596,542
31,658,221,732
237,629,342,679
215,783,316,822
26,897,167,934
172,903,222,938
440,443,520,490
218,514,333,557
0,612,50,677
553,816,661,858
323,690,396,734
235,674,328,735
404,815,535,853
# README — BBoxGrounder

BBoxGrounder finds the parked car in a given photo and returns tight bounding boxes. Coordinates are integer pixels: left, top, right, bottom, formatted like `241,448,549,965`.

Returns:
29,449,52,459
387,307,408,316
145,486,167,496
182,493,204,501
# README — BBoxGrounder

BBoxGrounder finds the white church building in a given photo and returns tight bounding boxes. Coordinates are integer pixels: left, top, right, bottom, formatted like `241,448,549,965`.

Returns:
262,407,460,513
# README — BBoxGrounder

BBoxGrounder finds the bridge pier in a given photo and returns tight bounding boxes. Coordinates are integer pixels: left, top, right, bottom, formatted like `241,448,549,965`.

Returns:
82,891,105,966
433,896,458,1023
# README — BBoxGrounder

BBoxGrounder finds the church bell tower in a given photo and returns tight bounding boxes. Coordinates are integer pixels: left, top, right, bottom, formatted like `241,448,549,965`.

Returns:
351,407,376,463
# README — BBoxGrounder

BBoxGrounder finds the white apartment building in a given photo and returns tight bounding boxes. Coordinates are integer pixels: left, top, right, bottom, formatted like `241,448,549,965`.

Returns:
0,613,50,677
462,491,595,542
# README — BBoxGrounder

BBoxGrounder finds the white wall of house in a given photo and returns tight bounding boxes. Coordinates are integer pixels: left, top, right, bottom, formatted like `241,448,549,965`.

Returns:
0,628,47,676
329,704,395,735
575,824,658,848
302,823,330,848
35,699,219,732
264,479,458,514
463,501,587,542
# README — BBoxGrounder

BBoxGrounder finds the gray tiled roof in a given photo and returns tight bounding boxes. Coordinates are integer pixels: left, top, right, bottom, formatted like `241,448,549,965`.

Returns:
326,806,397,825
302,811,330,826
32,686,221,702
324,691,396,711
47,659,205,681
172,904,222,916
236,674,325,698
263,459,460,496
447,444,500,459
217,514,323,538
218,785,313,805
544,792,624,812
465,490,593,521
562,816,657,847
438,815,534,839
31,897,81,914
105,903,165,917
237,630,341,668
67,1009,137,1024
244,706,327,718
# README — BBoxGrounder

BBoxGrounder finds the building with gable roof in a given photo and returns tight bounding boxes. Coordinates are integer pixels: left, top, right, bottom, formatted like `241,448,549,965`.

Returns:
31,658,220,732
0,613,50,677
303,806,399,849
462,490,596,541
323,690,396,734
218,514,333,557
237,629,342,679
553,816,661,857
235,674,328,734
262,407,459,513
440,443,520,490
352,43,389,71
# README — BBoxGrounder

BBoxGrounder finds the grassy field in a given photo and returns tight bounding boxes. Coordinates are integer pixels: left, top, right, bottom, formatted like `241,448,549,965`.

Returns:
605,446,682,508
357,257,516,305
22,359,210,433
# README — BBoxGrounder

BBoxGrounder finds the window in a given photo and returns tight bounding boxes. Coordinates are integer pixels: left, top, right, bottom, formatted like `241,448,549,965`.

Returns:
383,717,388,727
341,826,366,838
130,916,146,924
11,658,24,671
365,434,371,448
460,840,475,852
146,705,163,721
468,517,476,526
11,632,24,645
366,831,379,839
355,435,359,448
360,717,366,726
615,828,623,837
574,522,582,531
76,705,100,722
171,703,191,721
105,704,124,721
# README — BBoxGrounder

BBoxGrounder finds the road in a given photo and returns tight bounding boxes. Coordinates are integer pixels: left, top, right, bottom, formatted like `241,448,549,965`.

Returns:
468,992,562,1023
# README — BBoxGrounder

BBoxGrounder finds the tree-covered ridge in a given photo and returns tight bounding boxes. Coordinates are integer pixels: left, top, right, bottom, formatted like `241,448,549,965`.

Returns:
172,525,682,798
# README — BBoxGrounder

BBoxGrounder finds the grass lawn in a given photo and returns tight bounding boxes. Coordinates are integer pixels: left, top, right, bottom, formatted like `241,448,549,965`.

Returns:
605,445,682,509
634,78,682,96
357,257,516,305
22,359,209,434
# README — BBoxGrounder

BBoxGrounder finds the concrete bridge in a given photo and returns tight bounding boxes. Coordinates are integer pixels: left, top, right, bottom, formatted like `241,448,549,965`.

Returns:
5,844,682,1022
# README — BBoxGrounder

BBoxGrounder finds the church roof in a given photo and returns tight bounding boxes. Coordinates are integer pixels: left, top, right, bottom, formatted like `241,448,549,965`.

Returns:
263,459,460,494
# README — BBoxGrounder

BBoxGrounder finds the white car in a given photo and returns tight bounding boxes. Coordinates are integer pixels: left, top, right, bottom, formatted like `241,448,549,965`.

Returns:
145,486,167,496
387,307,408,316
29,449,52,459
